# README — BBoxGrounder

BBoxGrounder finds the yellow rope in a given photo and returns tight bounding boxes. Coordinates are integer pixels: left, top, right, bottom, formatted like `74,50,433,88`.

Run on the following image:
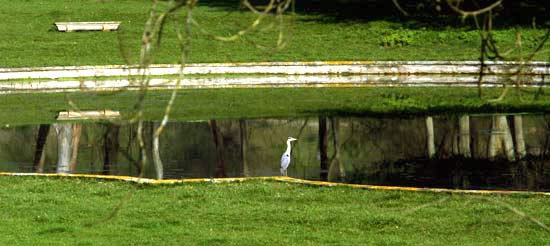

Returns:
0,172,547,196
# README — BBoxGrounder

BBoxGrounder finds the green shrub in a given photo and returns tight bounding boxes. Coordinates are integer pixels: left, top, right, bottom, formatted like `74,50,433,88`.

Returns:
380,29,417,47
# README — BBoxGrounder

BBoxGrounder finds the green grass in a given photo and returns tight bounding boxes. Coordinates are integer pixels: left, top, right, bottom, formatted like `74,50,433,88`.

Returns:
0,0,548,68
0,176,548,245
1,87,550,126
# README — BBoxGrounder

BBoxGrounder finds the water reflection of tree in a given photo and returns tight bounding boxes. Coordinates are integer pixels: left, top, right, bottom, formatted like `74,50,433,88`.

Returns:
103,123,120,175
209,120,227,178
328,117,346,181
426,116,435,158
342,114,550,190
345,156,549,190
53,123,73,173
513,116,527,159
349,117,426,163
433,115,472,159
319,117,328,181
70,124,82,171
240,120,249,177
118,124,142,175
0,125,36,171
32,124,50,172
540,115,550,158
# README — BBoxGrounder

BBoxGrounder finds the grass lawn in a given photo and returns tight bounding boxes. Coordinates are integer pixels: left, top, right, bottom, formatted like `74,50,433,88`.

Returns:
1,87,550,126
0,0,548,68
0,176,548,245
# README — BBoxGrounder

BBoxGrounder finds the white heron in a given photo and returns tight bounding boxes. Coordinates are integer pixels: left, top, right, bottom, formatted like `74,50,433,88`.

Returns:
280,137,297,176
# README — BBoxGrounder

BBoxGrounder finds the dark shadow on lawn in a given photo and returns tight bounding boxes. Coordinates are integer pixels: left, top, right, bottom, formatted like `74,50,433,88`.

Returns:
301,104,550,118
197,0,549,29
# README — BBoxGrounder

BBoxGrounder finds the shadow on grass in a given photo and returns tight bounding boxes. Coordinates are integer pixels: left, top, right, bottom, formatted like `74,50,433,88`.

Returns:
301,103,550,119
197,0,549,29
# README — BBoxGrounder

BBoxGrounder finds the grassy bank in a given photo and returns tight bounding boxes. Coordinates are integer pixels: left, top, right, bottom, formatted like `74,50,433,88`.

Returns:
2,87,550,126
0,0,548,68
0,176,548,245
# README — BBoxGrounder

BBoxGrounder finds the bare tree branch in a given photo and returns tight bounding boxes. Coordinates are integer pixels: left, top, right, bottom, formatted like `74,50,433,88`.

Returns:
446,0,502,17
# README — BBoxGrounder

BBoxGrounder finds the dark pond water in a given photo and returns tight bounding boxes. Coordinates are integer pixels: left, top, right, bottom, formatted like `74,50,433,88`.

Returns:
1,114,549,191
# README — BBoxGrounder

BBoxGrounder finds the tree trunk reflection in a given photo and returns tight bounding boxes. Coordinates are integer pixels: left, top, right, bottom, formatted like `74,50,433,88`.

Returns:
54,123,73,174
319,117,328,181
103,123,120,175
69,124,82,172
209,120,226,178
33,124,50,173
458,115,471,158
425,116,435,158
488,115,516,161
328,117,345,181
513,115,526,159
240,120,249,177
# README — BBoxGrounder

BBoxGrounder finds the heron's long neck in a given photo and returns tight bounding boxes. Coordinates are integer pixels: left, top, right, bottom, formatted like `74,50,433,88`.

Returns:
285,140,292,154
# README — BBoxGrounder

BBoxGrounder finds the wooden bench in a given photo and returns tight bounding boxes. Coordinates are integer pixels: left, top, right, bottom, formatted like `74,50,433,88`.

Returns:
54,21,121,32
57,110,120,120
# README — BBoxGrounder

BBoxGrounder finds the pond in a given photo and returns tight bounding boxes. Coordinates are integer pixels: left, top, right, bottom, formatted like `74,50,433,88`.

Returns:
0,113,549,191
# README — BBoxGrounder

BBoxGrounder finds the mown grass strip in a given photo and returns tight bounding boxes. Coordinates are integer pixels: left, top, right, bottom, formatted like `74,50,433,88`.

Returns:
1,172,548,196
1,87,550,126
0,175,549,245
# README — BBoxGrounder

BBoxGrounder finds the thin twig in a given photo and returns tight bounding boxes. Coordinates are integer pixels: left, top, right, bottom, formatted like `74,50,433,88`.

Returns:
446,0,502,17
392,0,409,16
403,197,450,215
475,196,550,232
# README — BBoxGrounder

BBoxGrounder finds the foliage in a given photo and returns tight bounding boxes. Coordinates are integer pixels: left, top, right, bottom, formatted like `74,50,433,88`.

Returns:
380,29,417,47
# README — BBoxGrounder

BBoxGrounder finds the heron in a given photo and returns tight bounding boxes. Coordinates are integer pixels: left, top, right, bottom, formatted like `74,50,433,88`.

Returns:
280,137,297,176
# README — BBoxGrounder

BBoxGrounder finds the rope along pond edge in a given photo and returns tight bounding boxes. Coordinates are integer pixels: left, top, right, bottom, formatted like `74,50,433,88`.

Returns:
1,172,548,196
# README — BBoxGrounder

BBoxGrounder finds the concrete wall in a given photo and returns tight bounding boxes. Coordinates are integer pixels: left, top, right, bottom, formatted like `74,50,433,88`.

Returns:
1,61,549,81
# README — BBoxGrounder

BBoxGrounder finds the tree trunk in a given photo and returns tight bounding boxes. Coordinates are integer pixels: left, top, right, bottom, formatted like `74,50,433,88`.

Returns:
458,115,471,158
425,116,435,158
103,124,120,175
33,124,50,173
240,120,249,177
69,124,82,172
514,115,527,159
319,117,329,181
209,120,227,178
54,123,73,174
